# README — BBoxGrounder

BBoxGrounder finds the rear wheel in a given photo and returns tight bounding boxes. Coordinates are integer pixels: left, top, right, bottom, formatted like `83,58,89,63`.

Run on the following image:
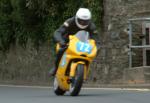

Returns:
69,64,84,96
53,77,66,95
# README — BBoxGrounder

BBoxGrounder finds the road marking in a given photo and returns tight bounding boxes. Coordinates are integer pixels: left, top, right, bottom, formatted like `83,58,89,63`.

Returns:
0,84,150,92
0,84,52,89
83,88,150,92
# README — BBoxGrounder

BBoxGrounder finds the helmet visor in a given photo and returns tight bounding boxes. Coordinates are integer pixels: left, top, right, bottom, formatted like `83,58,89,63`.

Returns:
77,18,90,26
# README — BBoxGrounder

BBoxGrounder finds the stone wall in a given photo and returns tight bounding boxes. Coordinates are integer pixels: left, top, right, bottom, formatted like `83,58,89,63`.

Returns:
96,0,150,84
124,66,150,84
0,43,53,85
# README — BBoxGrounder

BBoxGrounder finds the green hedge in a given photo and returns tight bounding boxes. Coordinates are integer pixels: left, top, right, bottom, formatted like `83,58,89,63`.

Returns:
0,0,103,51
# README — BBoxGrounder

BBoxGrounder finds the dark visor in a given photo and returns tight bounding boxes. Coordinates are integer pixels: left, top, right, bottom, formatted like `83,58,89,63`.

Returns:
77,18,90,26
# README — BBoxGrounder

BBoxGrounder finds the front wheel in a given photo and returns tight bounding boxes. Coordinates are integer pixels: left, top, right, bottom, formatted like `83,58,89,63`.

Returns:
69,64,84,96
53,77,66,95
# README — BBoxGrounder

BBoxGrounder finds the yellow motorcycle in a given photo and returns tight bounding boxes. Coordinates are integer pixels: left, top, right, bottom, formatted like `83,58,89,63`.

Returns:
53,30,97,96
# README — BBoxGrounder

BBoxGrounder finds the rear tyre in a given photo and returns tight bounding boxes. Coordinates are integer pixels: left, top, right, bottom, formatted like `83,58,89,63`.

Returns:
53,77,66,95
69,64,84,96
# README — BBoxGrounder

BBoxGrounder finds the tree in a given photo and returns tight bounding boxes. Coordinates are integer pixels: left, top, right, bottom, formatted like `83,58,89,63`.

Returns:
0,0,103,51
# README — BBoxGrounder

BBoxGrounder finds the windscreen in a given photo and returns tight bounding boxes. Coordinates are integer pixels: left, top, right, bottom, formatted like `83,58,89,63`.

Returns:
75,31,89,43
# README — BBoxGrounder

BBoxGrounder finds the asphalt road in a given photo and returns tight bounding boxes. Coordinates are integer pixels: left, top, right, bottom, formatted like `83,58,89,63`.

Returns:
0,85,150,103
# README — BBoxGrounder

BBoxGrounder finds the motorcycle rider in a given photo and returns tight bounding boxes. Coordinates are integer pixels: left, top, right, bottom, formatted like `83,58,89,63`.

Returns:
49,8,98,76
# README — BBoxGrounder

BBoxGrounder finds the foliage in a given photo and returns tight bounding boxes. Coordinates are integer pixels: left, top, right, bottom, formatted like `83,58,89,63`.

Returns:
0,0,103,51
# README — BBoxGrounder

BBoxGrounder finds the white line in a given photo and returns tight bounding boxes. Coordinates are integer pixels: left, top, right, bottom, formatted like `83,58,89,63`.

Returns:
83,88,150,91
0,84,52,89
0,84,150,91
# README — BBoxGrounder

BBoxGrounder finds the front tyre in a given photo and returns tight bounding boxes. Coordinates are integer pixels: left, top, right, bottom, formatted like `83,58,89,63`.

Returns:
69,64,84,96
53,77,66,95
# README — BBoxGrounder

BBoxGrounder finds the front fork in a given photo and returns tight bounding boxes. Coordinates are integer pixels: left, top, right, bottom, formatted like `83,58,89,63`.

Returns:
69,62,88,81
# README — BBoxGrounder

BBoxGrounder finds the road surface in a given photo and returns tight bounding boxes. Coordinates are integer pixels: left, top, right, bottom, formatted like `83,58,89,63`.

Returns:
0,85,150,103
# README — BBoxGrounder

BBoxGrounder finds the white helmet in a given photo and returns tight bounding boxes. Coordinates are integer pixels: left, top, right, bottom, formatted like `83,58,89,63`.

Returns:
75,8,91,29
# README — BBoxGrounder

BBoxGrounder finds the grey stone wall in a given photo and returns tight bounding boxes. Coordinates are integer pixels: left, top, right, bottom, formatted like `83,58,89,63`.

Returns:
0,43,53,85
95,0,150,84
124,66,150,84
